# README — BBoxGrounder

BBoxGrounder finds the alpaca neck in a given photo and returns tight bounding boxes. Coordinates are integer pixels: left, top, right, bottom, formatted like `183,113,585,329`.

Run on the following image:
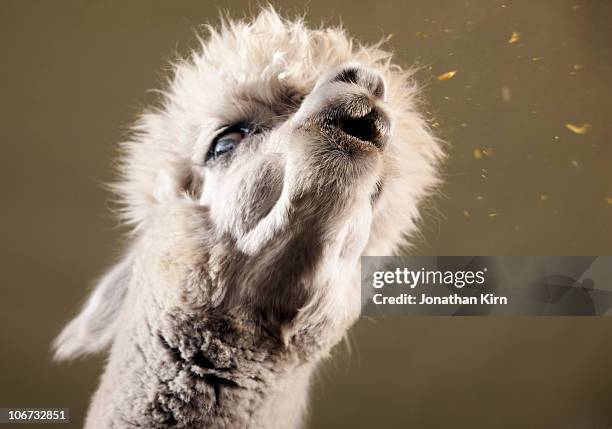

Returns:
85,304,317,429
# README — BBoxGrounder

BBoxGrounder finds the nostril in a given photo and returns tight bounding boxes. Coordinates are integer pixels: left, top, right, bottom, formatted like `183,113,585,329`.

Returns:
333,67,360,85
337,110,381,145
331,65,386,100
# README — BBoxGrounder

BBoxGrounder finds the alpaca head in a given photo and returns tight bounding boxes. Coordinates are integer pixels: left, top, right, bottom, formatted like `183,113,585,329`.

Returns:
54,8,442,362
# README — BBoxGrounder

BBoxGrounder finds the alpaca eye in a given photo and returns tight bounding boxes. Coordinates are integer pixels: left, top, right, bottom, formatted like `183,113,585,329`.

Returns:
207,124,253,162
213,132,243,157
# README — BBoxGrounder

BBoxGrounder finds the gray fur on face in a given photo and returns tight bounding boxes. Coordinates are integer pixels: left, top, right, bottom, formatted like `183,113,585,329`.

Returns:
54,7,443,428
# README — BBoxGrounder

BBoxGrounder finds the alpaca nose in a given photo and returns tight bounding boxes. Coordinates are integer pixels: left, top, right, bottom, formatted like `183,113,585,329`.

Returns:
294,64,391,151
324,65,390,149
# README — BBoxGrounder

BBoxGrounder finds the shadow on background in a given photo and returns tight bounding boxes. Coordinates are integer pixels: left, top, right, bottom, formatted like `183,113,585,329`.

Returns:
0,0,610,428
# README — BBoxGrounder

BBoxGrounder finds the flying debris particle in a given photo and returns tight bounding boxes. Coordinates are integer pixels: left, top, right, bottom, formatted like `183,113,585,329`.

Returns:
569,64,583,76
514,225,522,232
415,31,429,38
531,57,544,61
501,85,511,102
508,32,521,44
571,160,579,168
461,123,468,127
431,122,441,129
488,212,498,218
606,197,612,206
481,147,494,157
540,194,549,201
554,135,560,140
437,70,457,81
463,210,471,219
480,168,488,179
473,147,494,159
476,195,484,201
565,123,591,135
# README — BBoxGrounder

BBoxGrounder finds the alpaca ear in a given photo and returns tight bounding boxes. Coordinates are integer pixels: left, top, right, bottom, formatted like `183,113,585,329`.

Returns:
53,252,134,361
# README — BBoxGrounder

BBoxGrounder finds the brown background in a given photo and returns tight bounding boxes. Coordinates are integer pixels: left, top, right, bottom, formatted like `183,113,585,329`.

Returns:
1,0,611,428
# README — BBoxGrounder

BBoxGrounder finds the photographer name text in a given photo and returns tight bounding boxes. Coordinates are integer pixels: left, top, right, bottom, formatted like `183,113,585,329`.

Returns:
373,293,508,305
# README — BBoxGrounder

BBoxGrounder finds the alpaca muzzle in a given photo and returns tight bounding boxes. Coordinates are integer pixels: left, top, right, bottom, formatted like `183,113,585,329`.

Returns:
295,64,391,152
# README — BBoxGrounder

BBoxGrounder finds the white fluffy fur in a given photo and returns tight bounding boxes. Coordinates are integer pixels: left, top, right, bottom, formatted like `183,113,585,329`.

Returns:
116,9,442,250
54,7,443,428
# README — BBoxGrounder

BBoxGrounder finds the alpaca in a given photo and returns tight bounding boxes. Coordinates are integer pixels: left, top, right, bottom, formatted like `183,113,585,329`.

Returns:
54,8,442,429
